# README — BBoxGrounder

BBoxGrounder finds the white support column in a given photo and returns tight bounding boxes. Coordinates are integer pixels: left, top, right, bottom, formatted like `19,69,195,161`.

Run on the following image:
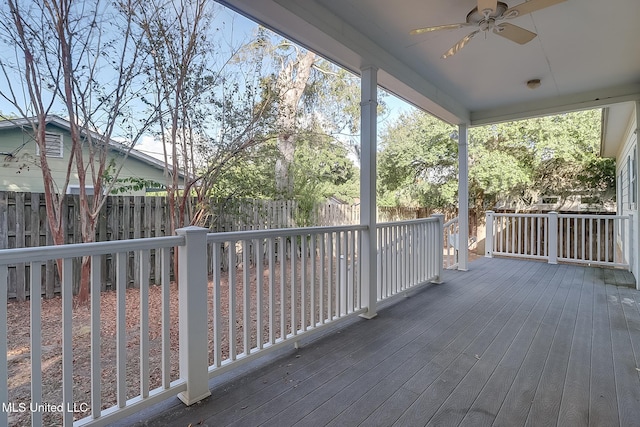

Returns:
458,123,470,271
176,226,211,405
635,101,640,289
360,66,378,319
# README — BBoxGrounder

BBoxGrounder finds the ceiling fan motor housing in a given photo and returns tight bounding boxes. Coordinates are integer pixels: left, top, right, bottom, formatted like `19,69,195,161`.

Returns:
466,1,509,23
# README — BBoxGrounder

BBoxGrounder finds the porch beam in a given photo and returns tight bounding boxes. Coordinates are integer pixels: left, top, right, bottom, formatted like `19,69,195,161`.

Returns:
471,83,640,126
360,65,378,319
458,123,469,271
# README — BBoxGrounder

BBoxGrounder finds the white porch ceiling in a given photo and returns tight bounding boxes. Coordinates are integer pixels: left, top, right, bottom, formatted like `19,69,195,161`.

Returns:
218,0,640,126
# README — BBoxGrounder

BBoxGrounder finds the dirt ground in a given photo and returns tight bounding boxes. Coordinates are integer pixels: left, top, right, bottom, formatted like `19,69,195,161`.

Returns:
7,283,180,426
6,262,303,427
7,278,251,425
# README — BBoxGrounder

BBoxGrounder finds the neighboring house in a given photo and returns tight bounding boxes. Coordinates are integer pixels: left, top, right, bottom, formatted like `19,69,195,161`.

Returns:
493,194,615,214
601,101,640,285
0,115,179,195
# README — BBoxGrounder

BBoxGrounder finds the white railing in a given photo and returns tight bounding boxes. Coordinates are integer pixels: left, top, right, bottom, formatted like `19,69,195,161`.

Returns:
486,211,632,269
203,225,367,381
0,217,446,427
486,212,549,261
0,235,185,427
443,217,459,269
376,217,443,300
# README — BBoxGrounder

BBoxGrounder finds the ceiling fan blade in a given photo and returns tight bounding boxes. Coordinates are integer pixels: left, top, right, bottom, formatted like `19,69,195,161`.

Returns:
442,30,480,58
478,0,497,13
504,0,567,18
493,23,537,44
410,23,470,35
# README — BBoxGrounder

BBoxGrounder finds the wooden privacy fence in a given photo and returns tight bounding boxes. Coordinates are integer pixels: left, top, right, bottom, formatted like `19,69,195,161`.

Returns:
0,191,433,300
0,192,173,299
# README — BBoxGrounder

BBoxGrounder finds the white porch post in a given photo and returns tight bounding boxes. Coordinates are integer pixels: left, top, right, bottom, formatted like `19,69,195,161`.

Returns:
176,226,212,405
458,123,470,271
360,66,378,319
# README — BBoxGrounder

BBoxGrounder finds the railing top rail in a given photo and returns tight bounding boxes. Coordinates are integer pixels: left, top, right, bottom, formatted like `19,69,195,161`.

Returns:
377,217,439,228
491,213,548,218
206,224,368,242
443,217,459,227
490,212,628,220
557,213,630,220
0,235,185,265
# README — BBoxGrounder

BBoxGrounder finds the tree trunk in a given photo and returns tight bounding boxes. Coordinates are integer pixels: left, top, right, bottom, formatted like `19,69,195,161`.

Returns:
75,213,97,306
275,134,296,198
274,50,316,198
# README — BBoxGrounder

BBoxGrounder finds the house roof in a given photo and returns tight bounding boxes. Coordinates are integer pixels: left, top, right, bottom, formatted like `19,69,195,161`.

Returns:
219,0,640,127
0,115,180,176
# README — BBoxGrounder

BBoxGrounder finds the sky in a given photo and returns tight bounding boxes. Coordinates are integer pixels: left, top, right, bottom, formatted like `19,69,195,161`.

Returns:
0,2,415,161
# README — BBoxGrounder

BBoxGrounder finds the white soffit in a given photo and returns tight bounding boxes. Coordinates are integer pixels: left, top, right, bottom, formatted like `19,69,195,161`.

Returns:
219,0,640,126
601,102,637,158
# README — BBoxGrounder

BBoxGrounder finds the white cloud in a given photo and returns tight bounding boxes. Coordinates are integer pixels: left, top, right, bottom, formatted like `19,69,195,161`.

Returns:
135,135,171,161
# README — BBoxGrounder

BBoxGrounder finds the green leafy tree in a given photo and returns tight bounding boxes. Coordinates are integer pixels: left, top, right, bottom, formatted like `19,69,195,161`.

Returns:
469,110,605,211
378,112,458,207
207,141,279,200
378,108,613,216
292,131,358,225
247,32,382,199
133,0,275,231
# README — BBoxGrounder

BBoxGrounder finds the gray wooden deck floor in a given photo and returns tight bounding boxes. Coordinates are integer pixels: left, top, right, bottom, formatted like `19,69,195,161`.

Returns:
124,257,640,427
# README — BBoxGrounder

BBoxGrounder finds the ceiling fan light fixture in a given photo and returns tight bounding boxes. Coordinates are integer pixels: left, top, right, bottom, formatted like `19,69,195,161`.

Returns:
409,0,567,58
526,78,542,89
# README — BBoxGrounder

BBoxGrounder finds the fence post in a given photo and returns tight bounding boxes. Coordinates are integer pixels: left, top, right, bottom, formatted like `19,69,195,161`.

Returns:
485,211,494,258
176,226,211,405
432,214,445,283
548,212,558,264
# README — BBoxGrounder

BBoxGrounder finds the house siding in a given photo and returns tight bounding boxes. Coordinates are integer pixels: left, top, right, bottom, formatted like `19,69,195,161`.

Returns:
0,123,168,195
615,106,638,277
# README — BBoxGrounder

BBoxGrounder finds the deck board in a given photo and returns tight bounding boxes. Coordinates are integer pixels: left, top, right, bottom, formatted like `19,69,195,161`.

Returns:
395,261,549,426
589,270,619,427
608,284,640,426
457,262,563,427
557,266,594,426
471,264,572,427
524,266,583,426
425,262,553,426
121,258,640,427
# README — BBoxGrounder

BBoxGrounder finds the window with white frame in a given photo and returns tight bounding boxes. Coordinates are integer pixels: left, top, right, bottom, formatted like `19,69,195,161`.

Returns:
66,185,95,196
35,132,64,158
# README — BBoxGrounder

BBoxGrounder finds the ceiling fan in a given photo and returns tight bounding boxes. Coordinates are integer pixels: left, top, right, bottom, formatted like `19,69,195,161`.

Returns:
410,0,566,58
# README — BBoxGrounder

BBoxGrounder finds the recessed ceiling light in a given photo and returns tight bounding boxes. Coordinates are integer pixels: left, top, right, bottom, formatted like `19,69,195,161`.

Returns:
527,79,541,89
